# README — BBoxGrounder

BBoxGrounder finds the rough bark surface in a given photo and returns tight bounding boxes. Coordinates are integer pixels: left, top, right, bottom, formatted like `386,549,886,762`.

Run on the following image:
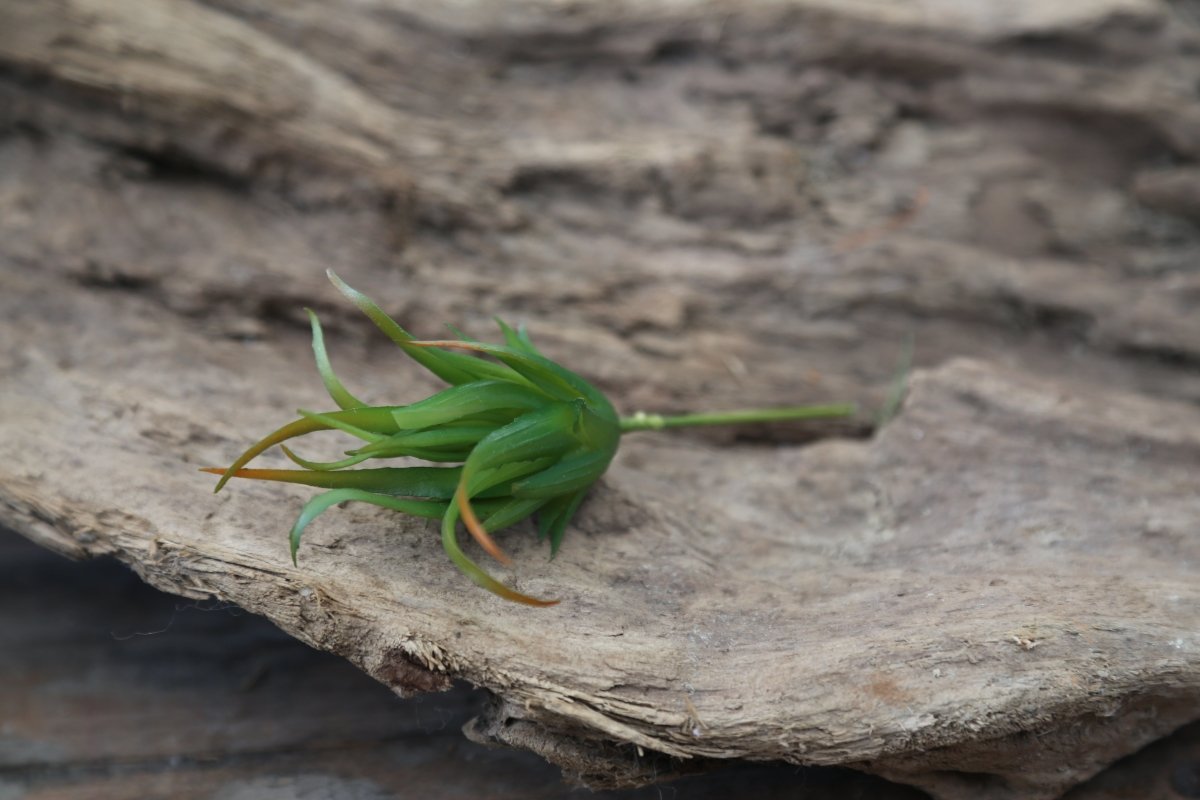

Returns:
1,2,1199,798
2,529,941,800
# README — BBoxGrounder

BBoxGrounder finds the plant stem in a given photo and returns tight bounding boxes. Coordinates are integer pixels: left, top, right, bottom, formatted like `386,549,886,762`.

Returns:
618,404,856,432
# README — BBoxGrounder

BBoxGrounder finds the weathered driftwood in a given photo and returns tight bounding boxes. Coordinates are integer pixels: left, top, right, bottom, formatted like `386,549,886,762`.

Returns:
3,531,1198,800
1,1,1199,798
3,529,945,799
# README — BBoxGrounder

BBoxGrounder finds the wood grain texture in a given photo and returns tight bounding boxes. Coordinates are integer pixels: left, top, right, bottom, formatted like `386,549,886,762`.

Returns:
3,530,1196,799
1,1,1198,797
1,529,936,799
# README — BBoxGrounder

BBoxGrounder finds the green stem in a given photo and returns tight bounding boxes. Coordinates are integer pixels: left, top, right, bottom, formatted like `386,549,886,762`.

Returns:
619,404,856,432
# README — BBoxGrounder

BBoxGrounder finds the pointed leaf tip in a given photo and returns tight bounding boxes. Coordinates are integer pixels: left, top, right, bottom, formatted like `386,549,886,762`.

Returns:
200,466,227,493
457,483,512,565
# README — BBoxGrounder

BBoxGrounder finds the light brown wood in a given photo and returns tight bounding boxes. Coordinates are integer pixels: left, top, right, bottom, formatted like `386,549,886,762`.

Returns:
1,2,1199,797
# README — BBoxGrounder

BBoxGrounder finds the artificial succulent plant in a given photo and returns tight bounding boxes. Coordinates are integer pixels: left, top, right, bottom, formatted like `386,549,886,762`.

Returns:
205,271,854,606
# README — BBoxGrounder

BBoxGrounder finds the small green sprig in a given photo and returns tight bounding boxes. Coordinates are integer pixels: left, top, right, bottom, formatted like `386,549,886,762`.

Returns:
204,271,855,605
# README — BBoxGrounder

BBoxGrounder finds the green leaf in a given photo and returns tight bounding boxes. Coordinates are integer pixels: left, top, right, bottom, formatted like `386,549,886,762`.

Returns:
352,425,496,460
480,497,549,532
213,416,340,492
388,381,548,430
548,488,588,557
307,309,366,410
208,465,492,499
281,444,373,471
510,449,612,499
440,495,558,607
459,405,579,496
297,409,389,444
494,317,544,357
466,456,559,498
327,270,518,387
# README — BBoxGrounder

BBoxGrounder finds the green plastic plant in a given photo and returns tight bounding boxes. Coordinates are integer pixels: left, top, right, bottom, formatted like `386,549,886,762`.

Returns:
205,271,855,605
